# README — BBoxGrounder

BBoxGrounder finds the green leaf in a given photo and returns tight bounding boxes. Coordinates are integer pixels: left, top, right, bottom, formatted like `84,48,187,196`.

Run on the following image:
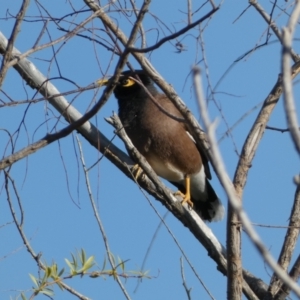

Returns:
69,252,77,269
21,292,27,300
51,264,58,275
117,257,125,272
29,274,38,287
46,266,52,278
40,289,54,296
101,257,107,271
81,249,86,265
58,267,65,277
83,256,95,271
65,259,75,272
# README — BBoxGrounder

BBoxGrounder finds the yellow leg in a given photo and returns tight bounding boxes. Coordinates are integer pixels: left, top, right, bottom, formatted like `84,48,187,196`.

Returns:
174,176,194,208
131,164,143,181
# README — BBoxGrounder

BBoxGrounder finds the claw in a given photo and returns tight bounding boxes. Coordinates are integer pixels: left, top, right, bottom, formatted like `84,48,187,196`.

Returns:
174,176,193,208
131,164,143,180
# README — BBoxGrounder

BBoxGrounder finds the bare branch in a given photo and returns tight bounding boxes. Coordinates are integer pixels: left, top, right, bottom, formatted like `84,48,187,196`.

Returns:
180,257,193,300
106,114,259,300
127,7,219,53
269,183,300,296
4,171,90,300
266,126,291,133
0,49,125,173
0,10,271,300
193,67,241,300
0,0,30,88
267,3,300,297
76,136,131,300
275,254,300,300
282,14,300,155
193,67,300,298
249,0,300,62
0,10,102,70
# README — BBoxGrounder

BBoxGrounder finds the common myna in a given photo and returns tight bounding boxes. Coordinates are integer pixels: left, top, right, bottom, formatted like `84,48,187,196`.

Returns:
100,70,224,222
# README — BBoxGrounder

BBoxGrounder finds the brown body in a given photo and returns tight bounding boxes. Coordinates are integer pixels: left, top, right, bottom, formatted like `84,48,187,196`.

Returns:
105,70,224,222
120,94,201,182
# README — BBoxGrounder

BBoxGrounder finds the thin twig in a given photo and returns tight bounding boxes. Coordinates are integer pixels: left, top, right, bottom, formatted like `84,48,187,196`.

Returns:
126,8,219,53
0,0,30,88
249,0,300,62
1,10,267,299
4,171,90,300
1,11,102,70
180,257,193,300
76,136,131,300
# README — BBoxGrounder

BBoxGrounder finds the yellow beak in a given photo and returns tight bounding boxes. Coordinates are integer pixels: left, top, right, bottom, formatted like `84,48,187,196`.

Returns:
97,78,109,87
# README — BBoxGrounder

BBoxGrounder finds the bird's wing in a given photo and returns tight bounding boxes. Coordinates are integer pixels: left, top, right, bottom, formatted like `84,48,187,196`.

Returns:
155,94,212,180
184,127,212,180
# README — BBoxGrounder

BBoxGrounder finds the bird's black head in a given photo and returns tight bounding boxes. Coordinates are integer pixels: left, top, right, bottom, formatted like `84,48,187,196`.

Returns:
101,70,158,101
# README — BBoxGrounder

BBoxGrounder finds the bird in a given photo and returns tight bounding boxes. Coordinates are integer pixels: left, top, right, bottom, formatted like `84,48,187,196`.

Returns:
99,69,224,222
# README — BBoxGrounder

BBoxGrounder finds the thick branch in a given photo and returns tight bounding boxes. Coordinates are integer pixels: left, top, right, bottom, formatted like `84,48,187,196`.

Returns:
107,114,259,300
269,184,300,296
275,254,300,300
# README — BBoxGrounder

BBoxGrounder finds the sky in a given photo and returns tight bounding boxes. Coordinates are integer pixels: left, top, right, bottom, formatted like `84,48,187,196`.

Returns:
1,0,300,299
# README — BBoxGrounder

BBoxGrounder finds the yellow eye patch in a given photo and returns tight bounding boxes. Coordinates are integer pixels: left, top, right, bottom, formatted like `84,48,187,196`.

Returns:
122,78,135,87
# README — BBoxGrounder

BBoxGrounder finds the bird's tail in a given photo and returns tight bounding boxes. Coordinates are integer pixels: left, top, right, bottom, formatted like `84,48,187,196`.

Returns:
193,180,224,222
172,180,225,222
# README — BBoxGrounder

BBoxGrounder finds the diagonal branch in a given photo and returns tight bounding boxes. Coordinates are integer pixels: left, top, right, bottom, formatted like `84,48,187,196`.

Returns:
127,7,219,53
0,10,102,70
0,0,30,89
106,114,259,300
269,184,300,296
249,0,300,62
275,254,300,300
4,171,90,300
0,28,266,300
269,4,300,297
84,0,215,184
193,66,300,298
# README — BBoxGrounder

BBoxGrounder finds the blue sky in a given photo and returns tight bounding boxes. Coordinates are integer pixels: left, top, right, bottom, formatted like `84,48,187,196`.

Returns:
1,0,300,299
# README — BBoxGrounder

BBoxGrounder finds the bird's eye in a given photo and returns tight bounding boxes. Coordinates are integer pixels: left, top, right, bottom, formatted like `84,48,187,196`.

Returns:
121,78,135,87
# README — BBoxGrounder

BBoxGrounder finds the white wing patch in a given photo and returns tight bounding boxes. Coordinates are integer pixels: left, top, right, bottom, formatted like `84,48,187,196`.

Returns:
185,131,196,143
190,166,207,197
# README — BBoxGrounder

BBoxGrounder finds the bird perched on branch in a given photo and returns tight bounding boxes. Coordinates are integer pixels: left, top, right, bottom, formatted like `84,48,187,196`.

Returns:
99,69,224,222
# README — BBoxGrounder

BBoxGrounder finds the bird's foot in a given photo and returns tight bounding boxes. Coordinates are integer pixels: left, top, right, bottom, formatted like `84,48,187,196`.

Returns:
131,164,143,181
174,190,194,208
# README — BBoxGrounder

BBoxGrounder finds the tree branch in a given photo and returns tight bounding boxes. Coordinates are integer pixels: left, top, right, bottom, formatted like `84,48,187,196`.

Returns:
193,66,300,298
0,19,268,300
127,7,219,53
249,0,300,62
275,254,300,300
269,183,300,296
4,171,90,300
0,0,30,88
